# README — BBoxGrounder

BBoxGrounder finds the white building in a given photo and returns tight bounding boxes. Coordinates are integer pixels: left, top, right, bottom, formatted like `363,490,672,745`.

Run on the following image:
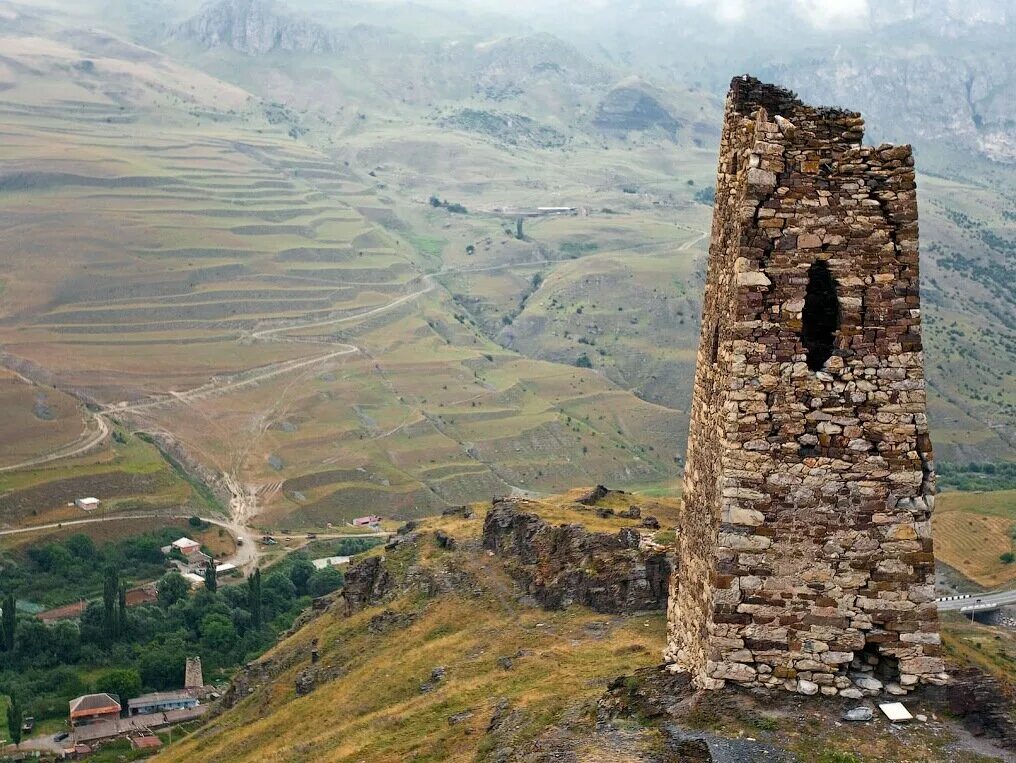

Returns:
75,497,100,511
171,537,201,556
312,556,350,570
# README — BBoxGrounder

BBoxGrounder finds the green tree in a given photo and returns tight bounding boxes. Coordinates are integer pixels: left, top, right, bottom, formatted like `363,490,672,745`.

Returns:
307,567,344,597
6,692,22,748
200,613,236,653
188,516,203,528
93,668,141,706
204,562,218,593
102,567,119,640
288,557,316,596
138,637,187,690
65,534,96,560
247,569,262,628
117,580,128,638
1,593,15,652
157,571,189,607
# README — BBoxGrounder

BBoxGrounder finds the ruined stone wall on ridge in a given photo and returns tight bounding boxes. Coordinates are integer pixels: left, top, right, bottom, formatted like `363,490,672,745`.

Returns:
665,76,946,698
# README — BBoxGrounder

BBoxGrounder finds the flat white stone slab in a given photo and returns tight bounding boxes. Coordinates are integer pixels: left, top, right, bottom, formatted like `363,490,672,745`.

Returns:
879,702,913,722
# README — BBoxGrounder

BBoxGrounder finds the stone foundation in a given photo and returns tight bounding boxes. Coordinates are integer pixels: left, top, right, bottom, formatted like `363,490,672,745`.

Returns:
665,75,946,696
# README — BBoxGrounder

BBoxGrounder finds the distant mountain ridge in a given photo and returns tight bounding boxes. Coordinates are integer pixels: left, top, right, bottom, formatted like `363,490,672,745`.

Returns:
593,81,679,135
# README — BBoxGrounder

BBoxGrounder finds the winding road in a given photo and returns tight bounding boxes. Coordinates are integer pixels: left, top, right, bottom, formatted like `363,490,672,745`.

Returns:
0,410,109,473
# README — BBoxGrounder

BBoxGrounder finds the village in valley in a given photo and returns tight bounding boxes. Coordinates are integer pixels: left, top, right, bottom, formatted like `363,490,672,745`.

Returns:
1,491,386,758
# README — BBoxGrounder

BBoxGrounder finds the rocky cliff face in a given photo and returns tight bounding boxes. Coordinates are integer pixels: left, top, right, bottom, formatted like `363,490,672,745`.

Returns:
340,554,394,616
174,0,337,55
765,53,1016,164
482,499,672,614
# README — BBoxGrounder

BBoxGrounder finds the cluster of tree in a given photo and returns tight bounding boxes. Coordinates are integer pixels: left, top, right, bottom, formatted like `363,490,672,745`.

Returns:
428,195,467,214
0,528,194,608
0,555,336,727
1,593,15,653
271,553,344,599
693,186,715,205
938,461,1016,491
328,537,383,556
6,692,22,749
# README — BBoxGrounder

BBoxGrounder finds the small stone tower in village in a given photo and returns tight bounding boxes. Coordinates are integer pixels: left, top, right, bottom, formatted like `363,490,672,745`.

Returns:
665,76,947,697
185,655,204,689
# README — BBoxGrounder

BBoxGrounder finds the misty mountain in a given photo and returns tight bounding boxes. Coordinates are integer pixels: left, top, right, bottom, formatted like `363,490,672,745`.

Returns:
508,0,1016,166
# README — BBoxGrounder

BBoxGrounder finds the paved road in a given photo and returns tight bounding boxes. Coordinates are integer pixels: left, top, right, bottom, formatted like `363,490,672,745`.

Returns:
937,590,1016,613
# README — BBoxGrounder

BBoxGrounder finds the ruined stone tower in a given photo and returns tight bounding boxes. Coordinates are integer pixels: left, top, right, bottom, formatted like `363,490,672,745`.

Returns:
665,76,946,697
185,655,204,689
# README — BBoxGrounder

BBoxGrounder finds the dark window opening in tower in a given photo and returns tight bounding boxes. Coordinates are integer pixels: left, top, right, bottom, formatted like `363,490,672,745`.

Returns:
802,260,839,371
709,323,720,365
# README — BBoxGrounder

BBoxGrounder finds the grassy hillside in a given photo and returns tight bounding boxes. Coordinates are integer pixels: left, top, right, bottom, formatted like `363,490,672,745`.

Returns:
155,494,1016,763
0,16,692,528
154,492,682,762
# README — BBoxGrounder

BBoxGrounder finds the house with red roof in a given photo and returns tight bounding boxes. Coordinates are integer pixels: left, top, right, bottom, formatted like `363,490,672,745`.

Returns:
69,693,121,727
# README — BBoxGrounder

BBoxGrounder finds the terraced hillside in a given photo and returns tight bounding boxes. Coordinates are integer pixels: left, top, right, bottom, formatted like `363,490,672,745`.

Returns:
0,0,1012,537
0,9,690,529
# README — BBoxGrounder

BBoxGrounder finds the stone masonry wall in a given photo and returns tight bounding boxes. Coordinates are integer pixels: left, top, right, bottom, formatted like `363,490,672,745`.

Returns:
665,75,946,697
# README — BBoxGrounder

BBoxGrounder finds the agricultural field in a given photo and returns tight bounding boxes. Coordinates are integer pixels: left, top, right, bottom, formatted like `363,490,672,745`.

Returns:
0,22,699,531
933,489,1016,588
0,371,86,469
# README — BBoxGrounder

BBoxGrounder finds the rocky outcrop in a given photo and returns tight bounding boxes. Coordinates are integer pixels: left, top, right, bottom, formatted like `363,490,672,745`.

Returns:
947,667,1016,749
219,659,275,710
340,555,393,616
482,499,672,614
577,484,611,505
174,0,337,55
367,609,416,634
